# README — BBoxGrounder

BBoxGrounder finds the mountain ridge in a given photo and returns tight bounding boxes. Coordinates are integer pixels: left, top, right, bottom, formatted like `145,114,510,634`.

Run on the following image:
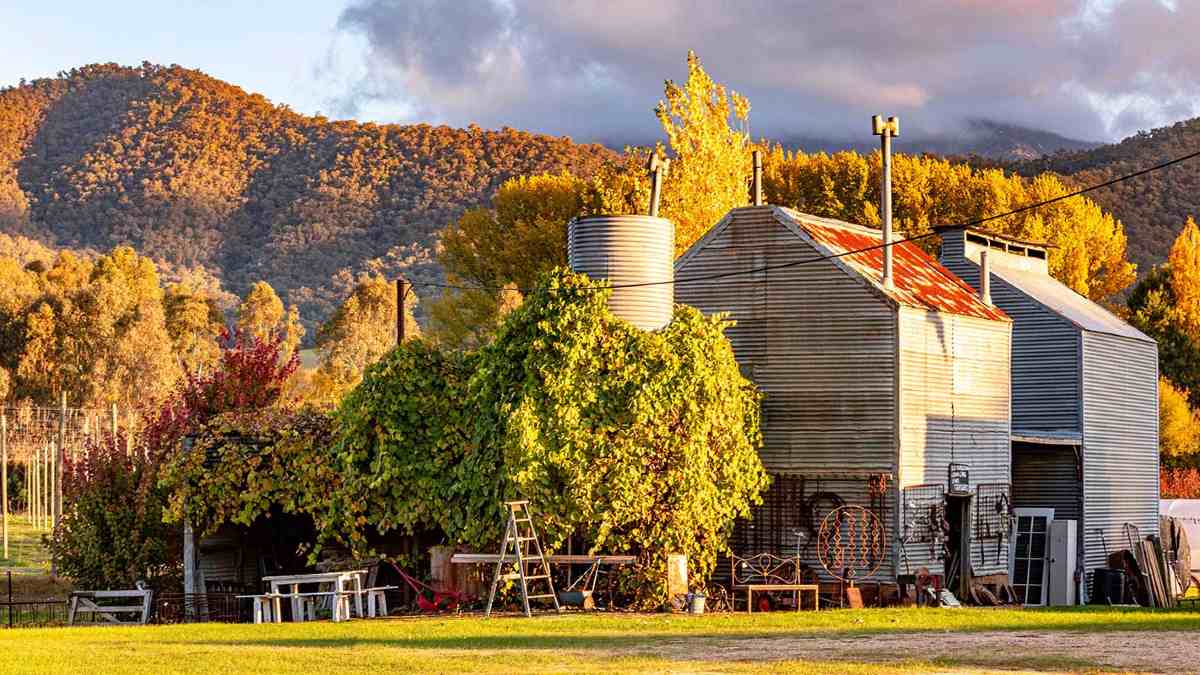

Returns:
0,63,614,330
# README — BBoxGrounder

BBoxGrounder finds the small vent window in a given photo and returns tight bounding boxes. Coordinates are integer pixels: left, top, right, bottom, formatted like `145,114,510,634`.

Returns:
1028,249,1047,260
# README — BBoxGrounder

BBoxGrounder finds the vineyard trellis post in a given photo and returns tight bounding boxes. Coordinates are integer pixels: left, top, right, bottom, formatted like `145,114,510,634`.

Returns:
57,392,66,529
1,410,7,561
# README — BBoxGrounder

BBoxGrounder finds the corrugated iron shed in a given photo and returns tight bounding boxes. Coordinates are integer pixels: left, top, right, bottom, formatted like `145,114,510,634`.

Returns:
675,205,1013,583
939,224,1159,601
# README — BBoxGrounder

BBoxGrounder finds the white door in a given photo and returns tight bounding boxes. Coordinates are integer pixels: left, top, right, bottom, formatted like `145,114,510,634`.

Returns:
1010,508,1055,606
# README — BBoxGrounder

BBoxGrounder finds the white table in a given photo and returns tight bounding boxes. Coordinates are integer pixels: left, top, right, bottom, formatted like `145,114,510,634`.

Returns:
261,570,367,622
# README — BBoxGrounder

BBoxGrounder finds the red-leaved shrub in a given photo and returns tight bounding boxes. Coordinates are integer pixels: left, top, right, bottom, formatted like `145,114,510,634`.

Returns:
1161,467,1200,498
50,432,180,590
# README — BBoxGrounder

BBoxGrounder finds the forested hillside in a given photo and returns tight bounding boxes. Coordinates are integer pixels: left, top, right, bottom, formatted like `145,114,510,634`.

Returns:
1018,117,1200,273
0,63,613,331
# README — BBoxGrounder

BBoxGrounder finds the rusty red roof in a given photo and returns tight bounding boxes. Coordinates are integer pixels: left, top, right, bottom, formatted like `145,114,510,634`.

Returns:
777,208,1009,322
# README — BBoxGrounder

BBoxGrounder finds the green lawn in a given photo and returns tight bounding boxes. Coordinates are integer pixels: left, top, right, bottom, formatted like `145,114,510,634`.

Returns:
0,513,52,571
1,607,1197,674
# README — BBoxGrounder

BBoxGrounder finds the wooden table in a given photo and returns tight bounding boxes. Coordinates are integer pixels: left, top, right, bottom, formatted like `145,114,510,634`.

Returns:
261,570,367,622
737,583,820,612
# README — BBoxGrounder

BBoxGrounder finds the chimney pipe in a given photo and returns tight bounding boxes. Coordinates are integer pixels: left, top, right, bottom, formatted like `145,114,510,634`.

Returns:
980,250,992,306
873,115,899,289
751,149,763,206
647,154,669,217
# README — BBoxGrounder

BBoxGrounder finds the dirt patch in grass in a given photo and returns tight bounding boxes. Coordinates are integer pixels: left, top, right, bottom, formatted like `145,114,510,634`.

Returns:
643,629,1191,673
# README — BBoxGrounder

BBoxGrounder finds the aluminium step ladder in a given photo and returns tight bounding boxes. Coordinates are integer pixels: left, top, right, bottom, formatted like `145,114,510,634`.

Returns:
485,500,561,617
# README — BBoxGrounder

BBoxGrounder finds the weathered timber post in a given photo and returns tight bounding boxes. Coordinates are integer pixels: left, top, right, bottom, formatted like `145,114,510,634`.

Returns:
396,278,409,345
56,392,65,528
183,521,196,596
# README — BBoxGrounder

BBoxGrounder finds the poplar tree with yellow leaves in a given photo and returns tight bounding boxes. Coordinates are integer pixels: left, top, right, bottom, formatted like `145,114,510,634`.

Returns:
236,281,304,358
310,273,419,401
1168,218,1200,335
655,50,752,255
1129,218,1200,463
1160,376,1200,465
164,282,226,374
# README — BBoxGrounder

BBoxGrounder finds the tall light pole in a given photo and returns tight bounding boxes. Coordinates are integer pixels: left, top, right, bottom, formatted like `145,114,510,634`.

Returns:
872,115,899,289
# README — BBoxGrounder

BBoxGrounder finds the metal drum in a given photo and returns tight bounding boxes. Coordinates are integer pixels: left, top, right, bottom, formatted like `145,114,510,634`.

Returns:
567,215,674,331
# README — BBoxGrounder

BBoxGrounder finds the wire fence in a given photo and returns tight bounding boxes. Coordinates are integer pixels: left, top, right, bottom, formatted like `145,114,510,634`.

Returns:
2,401,148,564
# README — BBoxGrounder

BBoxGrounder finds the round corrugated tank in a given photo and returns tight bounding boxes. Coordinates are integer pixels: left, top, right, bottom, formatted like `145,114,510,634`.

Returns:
568,215,674,331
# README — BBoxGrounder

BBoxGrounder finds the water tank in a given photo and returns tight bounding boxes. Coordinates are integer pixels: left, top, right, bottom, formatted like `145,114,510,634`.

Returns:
567,215,674,330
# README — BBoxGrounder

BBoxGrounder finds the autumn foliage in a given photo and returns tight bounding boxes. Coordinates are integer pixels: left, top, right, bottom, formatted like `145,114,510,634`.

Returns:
50,433,180,591
143,329,299,458
1161,467,1200,499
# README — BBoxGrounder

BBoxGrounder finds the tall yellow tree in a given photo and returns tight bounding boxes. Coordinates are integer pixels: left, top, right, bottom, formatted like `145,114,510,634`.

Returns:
656,50,752,254
163,282,225,374
236,281,304,357
440,173,589,290
11,247,179,407
1160,376,1200,463
1169,217,1200,336
312,273,419,400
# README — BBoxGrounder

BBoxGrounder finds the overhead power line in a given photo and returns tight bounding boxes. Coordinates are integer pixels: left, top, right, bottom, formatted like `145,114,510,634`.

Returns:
409,147,1200,295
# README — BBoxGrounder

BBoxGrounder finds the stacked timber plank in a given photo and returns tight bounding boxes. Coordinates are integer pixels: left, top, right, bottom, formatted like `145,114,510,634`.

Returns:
1136,537,1177,608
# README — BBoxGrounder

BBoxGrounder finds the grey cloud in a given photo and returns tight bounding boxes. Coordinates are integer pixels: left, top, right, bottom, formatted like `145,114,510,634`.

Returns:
327,0,1200,144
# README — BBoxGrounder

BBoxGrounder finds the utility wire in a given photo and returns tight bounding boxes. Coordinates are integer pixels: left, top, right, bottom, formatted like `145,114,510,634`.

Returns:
409,147,1200,295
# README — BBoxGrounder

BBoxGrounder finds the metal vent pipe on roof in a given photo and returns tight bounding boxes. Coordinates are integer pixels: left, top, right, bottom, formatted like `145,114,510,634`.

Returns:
751,149,763,206
980,250,992,306
873,115,899,290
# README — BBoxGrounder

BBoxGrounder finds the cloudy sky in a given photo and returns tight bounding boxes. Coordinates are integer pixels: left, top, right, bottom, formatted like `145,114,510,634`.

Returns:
3,1,1198,145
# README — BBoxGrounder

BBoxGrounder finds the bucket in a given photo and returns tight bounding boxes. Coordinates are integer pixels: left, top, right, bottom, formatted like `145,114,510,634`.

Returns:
686,592,706,615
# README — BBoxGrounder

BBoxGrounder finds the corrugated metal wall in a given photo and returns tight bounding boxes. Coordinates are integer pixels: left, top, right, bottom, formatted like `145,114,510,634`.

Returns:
198,524,260,592
897,308,1012,575
675,206,898,580
1012,442,1081,521
730,473,892,581
940,231,1079,433
1081,332,1160,574
676,207,897,473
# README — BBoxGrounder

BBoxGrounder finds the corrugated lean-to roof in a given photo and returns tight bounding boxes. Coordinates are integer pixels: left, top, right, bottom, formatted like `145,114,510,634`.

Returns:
987,260,1152,342
776,207,1009,322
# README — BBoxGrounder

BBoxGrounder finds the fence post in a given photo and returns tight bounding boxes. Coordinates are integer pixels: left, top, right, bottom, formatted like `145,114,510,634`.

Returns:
2,410,7,561
31,444,38,530
56,392,65,530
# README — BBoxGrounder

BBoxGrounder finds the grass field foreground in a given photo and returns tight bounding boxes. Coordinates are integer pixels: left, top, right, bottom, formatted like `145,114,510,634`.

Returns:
1,607,1198,674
